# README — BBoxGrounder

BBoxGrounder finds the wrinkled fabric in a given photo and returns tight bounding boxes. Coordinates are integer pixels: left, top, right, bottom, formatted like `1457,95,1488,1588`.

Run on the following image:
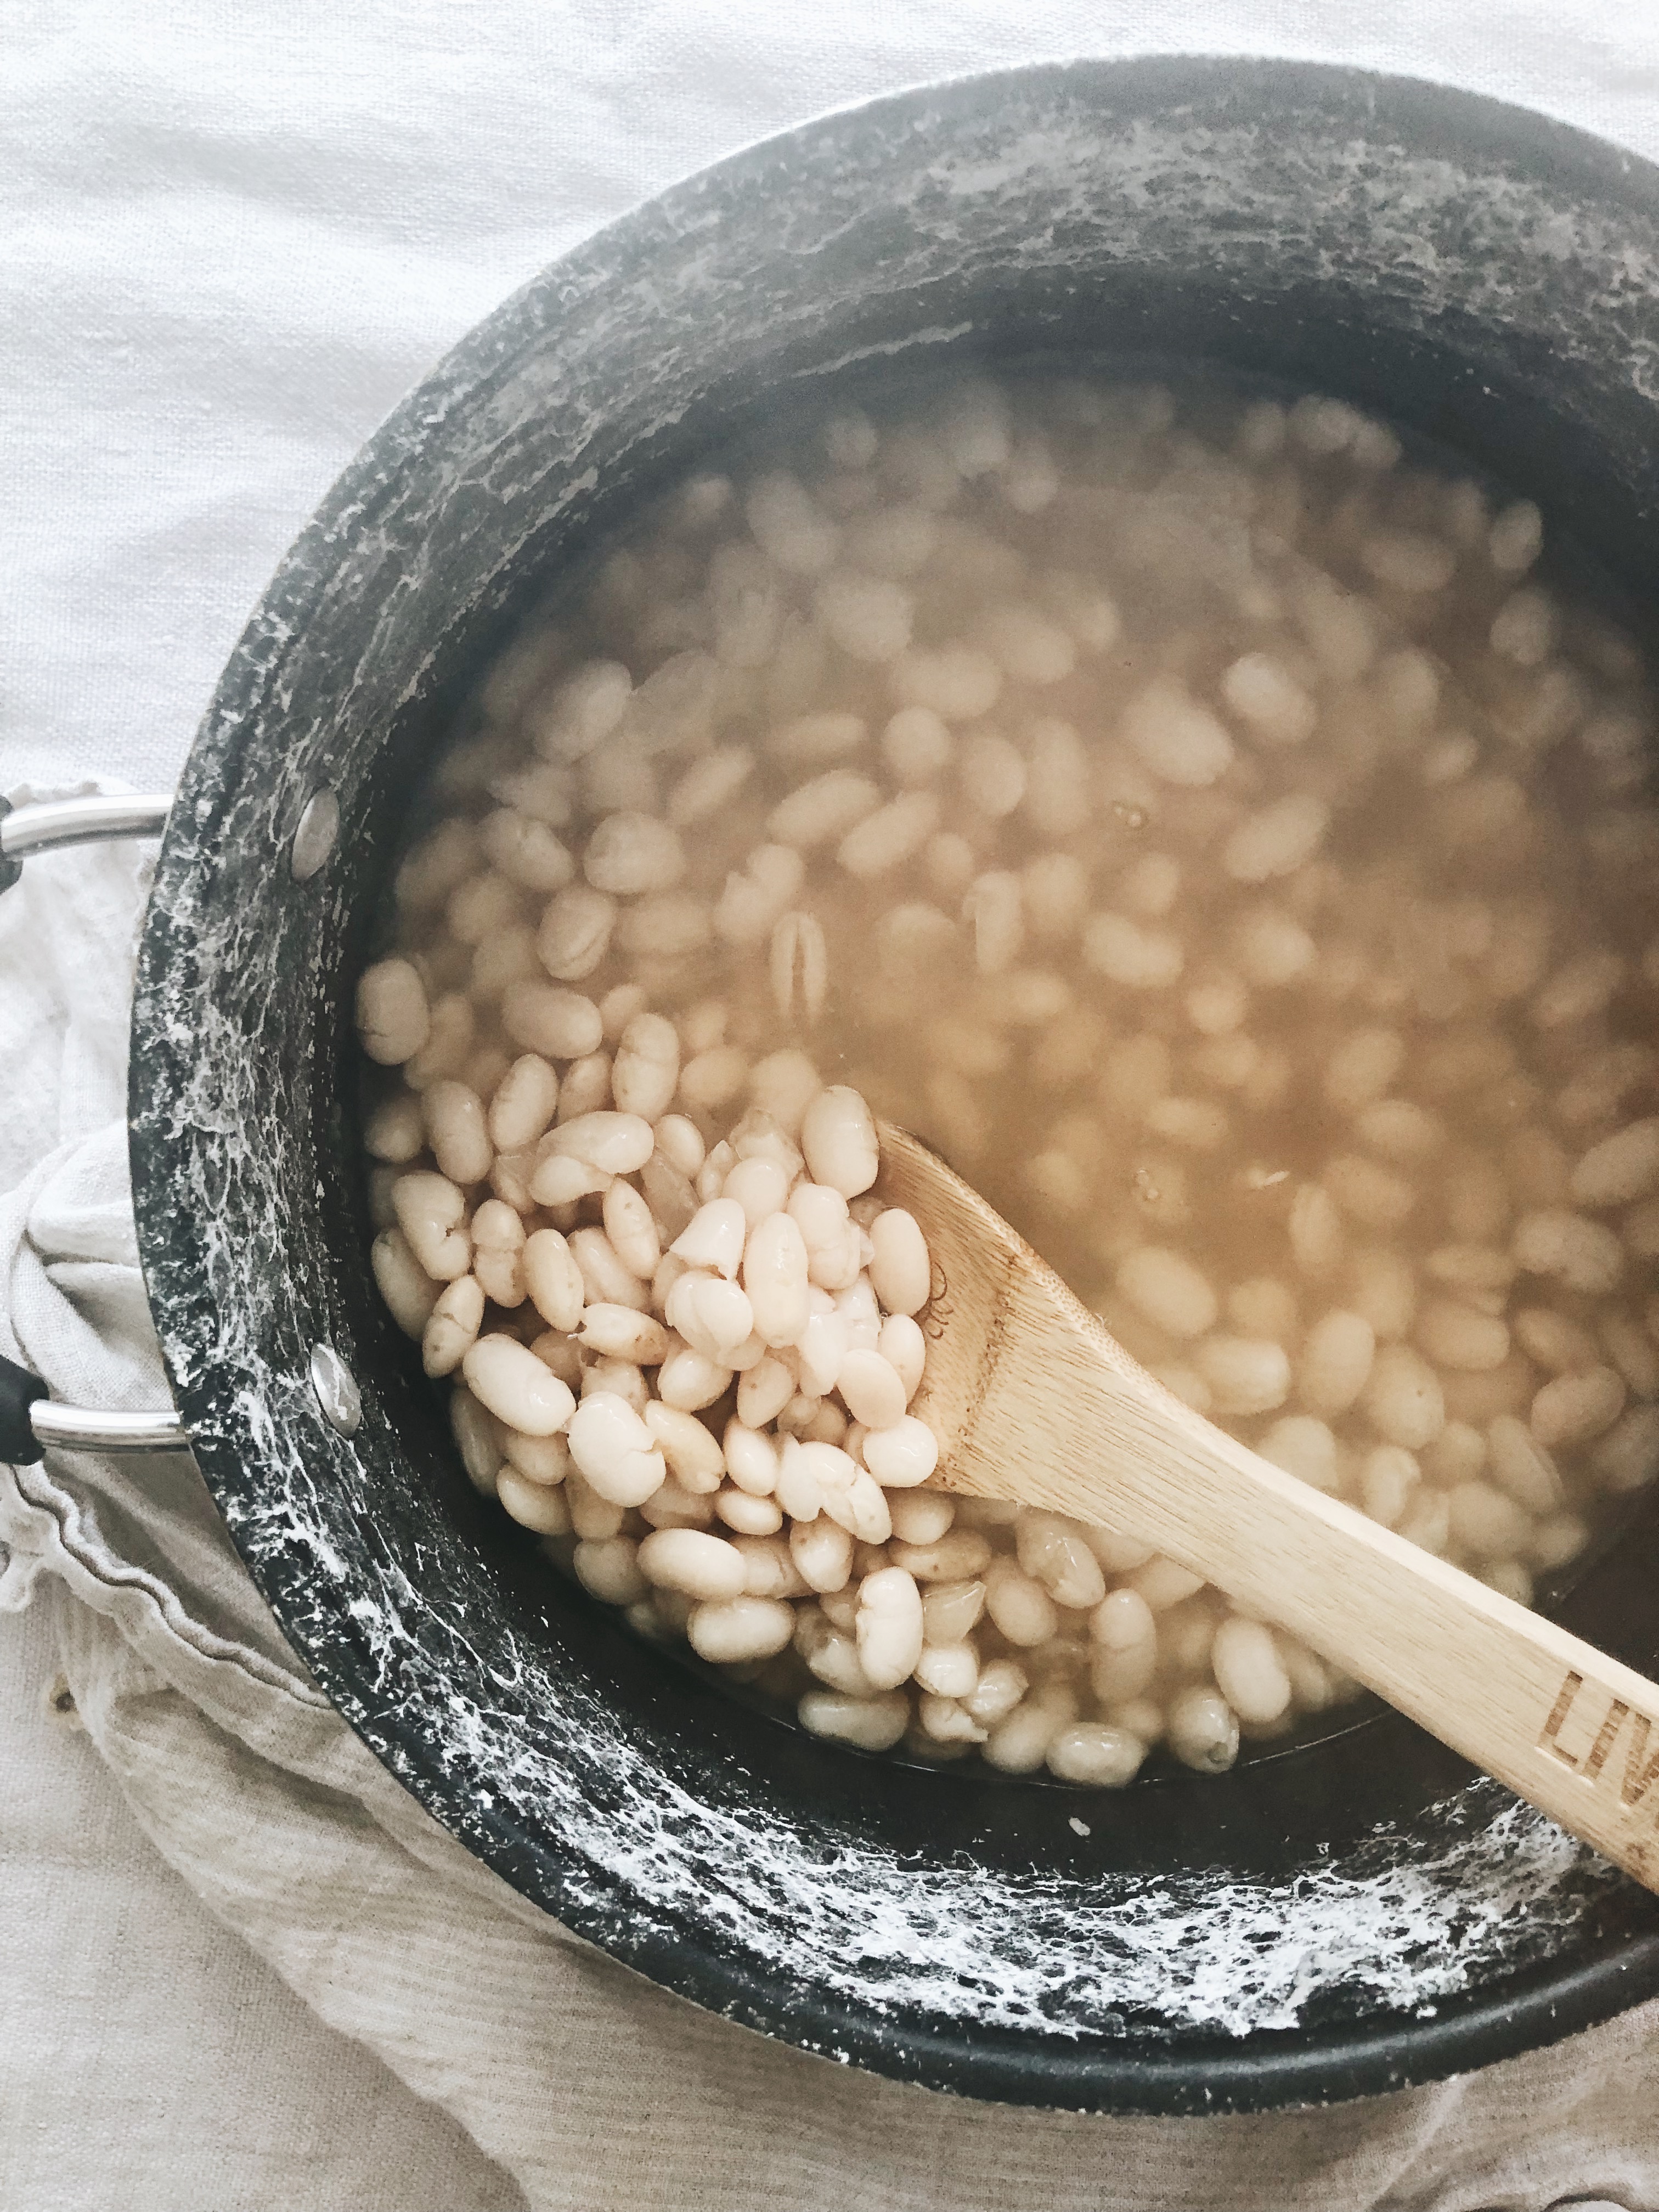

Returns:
5,4,1659,2207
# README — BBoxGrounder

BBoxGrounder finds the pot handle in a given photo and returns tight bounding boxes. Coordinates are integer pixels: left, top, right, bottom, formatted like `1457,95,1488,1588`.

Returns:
2,791,188,1458
0,790,173,892
0,1349,190,1461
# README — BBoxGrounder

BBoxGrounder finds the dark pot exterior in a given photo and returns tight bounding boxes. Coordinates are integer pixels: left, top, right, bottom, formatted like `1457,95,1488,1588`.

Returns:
130,58,1659,2112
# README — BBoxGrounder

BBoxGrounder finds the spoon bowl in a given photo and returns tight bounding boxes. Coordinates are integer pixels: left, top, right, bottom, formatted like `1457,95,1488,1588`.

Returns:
878,1122,1659,1895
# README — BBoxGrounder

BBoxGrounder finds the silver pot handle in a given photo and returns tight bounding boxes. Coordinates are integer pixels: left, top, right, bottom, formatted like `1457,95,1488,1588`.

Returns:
2,790,185,1455
0,790,173,891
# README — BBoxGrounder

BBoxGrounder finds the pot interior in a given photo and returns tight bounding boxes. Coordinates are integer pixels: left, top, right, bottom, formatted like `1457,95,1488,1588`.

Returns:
131,57,1659,2112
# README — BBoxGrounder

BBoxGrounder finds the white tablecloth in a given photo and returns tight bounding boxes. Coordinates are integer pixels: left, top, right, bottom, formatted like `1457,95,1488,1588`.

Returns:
5,5,1659,2207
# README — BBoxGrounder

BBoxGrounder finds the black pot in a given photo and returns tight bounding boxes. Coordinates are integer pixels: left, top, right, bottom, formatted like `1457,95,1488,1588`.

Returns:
21,56,1659,2113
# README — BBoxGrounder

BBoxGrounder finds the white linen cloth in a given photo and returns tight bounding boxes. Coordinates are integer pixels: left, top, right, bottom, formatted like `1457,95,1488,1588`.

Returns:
5,5,1659,2206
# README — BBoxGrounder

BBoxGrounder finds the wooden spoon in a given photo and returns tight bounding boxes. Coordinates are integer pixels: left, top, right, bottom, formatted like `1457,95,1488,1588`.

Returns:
876,1121,1659,1894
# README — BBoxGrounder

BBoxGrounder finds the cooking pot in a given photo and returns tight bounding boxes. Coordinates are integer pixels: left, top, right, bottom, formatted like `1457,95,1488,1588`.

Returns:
5,55,1659,2115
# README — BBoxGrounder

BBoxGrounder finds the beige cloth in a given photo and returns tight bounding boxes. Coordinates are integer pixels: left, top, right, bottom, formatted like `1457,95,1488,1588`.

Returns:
7,4,1659,2205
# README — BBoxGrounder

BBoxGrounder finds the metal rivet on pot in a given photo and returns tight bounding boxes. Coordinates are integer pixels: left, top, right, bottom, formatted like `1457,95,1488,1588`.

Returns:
309,1342,362,1436
290,788,340,883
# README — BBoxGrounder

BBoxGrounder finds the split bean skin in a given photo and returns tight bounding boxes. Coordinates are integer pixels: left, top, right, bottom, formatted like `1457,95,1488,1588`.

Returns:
361,366,1659,1787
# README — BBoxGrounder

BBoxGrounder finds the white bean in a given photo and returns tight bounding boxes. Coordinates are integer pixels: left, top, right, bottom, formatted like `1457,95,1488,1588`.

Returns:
790,1516,854,1593
855,1566,925,1690
1592,1405,1659,1492
1195,1336,1291,1415
1220,652,1316,747
1362,1344,1446,1450
480,809,574,893
391,1171,470,1280
1116,1248,1217,1340
1297,1310,1376,1418
421,1274,484,1378
984,603,1075,686
1513,1209,1624,1295
1417,1300,1510,1373
1211,1617,1291,1727
1015,1510,1107,1611
1531,1366,1627,1449
576,1304,669,1365
1125,1555,1209,1611
1258,1415,1339,1491
914,1642,979,1699
877,1313,927,1402
715,1485,785,1536
667,746,755,829
984,1559,1059,1647
770,711,867,769
1486,1415,1564,1515
1571,1118,1659,1209
798,1688,910,1750
1082,913,1183,990
868,1209,930,1317
462,1335,575,1438
1347,1247,1416,1340
637,1528,746,1601
556,1051,614,1123
860,1417,939,1488
881,707,952,788
962,871,1024,976
801,1086,879,1197
689,1595,797,1663
498,1468,572,1534
836,1347,908,1430
961,731,1028,819
656,1345,735,1413
608,1013,679,1122
357,958,430,1065
1120,678,1235,787
1167,1686,1240,1774
1088,1588,1158,1704
837,791,940,879
523,1228,585,1332
536,884,616,981
746,472,839,575
1447,1481,1532,1560
546,1110,655,1177
503,981,603,1062
714,844,805,947
568,1228,649,1311
364,1091,425,1164
1358,1443,1419,1527
982,1702,1063,1773
670,1198,746,1280
1223,794,1329,884
372,1227,440,1336
1047,1724,1146,1786
449,1385,503,1495
741,1212,811,1350
573,1535,648,1605
816,572,914,664
736,1356,795,1432
566,1391,666,1506
599,1181,659,1282
768,770,882,849
641,1401,726,1493
531,658,631,761
489,1054,559,1151
890,644,1003,722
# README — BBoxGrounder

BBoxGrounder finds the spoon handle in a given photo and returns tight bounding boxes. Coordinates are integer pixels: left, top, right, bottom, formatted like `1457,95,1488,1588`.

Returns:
883,1127,1659,1893
985,1335,1659,1891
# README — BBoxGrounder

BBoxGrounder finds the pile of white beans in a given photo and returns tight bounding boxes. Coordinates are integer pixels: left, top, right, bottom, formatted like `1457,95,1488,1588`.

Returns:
358,369,1659,1787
